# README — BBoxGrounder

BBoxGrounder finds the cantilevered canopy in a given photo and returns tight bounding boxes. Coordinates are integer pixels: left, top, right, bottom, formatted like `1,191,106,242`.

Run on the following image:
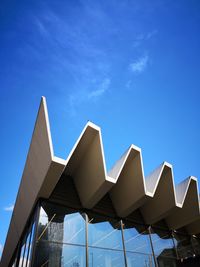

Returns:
1,97,199,267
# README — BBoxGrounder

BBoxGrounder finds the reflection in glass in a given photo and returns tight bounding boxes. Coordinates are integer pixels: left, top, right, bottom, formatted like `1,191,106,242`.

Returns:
88,218,123,250
150,228,175,258
19,240,26,267
33,202,87,267
37,204,86,245
88,217,125,266
191,236,200,256
126,252,154,267
123,223,154,267
22,231,31,267
150,228,176,267
63,213,86,245
173,232,194,259
33,241,86,267
123,225,152,254
62,244,85,267
89,247,125,267
26,222,35,267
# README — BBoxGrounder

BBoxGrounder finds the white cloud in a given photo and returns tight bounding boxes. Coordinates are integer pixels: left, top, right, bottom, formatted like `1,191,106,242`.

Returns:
69,78,111,116
88,78,110,99
4,204,14,212
129,55,148,73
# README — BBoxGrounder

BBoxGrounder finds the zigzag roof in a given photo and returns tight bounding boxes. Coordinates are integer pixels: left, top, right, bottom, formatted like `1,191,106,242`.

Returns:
1,97,199,267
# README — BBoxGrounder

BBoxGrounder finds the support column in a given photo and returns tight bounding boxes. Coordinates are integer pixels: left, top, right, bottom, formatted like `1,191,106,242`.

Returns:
148,226,159,267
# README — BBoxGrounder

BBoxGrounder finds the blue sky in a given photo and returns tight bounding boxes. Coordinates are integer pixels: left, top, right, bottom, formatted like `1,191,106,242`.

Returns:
0,0,200,255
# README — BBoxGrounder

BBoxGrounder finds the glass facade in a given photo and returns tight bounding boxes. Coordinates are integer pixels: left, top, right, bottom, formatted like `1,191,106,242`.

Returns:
88,216,125,267
11,210,36,267
10,200,200,267
123,222,154,267
150,227,177,267
173,231,196,259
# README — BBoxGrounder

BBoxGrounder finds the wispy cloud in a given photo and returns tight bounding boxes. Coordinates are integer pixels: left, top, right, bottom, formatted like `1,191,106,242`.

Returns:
129,55,149,74
69,77,111,116
88,78,110,99
31,7,112,108
146,29,157,40
133,30,157,47
4,204,14,212
34,17,49,38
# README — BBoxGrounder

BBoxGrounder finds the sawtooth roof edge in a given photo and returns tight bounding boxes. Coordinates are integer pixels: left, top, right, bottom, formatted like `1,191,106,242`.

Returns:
1,97,200,267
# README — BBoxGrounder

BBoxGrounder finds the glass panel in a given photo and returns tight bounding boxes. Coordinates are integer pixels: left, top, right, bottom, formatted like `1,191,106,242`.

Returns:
62,244,86,267
150,228,176,259
88,218,123,250
88,216,125,266
19,243,25,267
191,236,200,256
33,241,86,267
33,202,87,267
126,251,155,267
123,223,154,267
156,256,177,267
123,224,152,255
26,222,35,267
173,232,195,259
89,247,125,267
63,213,86,245
22,231,31,267
37,204,86,245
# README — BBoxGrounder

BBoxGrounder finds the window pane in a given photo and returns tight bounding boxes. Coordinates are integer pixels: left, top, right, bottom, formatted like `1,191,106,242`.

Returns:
88,218,123,250
89,247,125,267
150,228,176,259
19,243,25,267
63,213,86,245
37,204,86,245
33,241,86,267
173,232,194,259
126,251,155,267
123,224,152,255
156,256,177,267
26,222,35,267
191,236,200,256
22,231,31,267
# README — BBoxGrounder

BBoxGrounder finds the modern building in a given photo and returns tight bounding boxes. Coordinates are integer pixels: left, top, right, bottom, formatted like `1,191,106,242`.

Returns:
1,97,200,267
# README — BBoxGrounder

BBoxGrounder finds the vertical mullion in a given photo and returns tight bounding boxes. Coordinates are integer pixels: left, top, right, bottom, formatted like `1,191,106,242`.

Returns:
25,224,34,267
120,220,128,267
85,213,89,267
21,232,28,267
148,226,159,267
30,202,40,267
171,231,179,260
190,235,196,257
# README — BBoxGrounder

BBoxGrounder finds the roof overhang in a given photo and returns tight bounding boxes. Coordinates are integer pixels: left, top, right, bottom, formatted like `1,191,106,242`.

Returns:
1,97,200,266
